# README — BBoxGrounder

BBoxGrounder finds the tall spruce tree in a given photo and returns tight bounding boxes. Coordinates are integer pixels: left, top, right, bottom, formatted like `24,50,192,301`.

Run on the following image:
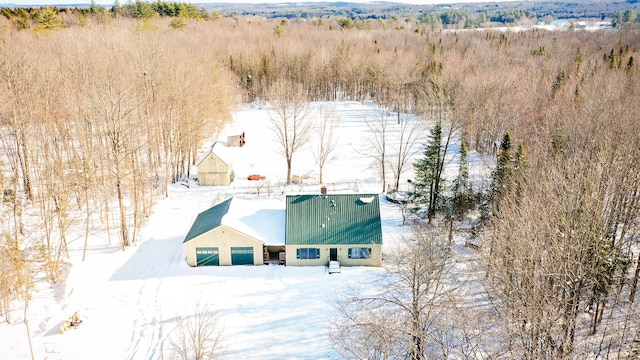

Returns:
442,139,472,242
491,132,513,201
413,121,446,222
449,139,472,220
489,132,530,214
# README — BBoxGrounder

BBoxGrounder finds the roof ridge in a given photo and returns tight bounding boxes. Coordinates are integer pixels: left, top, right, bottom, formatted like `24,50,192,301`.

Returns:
183,197,233,243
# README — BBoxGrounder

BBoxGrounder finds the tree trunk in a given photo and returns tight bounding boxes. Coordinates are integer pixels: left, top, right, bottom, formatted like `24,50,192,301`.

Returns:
629,250,640,303
131,152,139,246
381,156,386,193
428,180,436,223
115,160,129,249
18,129,32,200
24,287,35,360
103,199,112,247
82,191,90,261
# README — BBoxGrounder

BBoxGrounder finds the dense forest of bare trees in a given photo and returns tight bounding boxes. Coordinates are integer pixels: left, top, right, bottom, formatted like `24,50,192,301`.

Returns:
0,17,236,333
0,9,639,359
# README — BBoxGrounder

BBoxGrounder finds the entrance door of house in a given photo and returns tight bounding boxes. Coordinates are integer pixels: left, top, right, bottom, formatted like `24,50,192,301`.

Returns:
329,248,338,262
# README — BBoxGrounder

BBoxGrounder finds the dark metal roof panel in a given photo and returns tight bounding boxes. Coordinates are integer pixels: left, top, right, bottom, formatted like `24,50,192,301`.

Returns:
285,194,382,246
183,197,233,243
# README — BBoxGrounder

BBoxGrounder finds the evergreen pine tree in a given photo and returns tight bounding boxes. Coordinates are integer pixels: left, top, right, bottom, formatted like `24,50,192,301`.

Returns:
37,7,66,30
111,0,122,17
413,122,445,221
489,132,513,213
450,139,472,220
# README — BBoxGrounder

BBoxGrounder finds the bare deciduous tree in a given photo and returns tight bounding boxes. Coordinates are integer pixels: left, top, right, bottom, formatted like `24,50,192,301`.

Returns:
359,110,390,193
0,54,34,201
483,143,639,358
169,303,224,360
389,113,425,192
331,223,461,359
88,77,140,250
311,105,339,184
268,79,313,185
0,234,35,359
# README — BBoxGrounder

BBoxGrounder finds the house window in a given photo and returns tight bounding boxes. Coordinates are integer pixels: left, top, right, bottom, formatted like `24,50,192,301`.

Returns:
297,248,320,259
348,248,371,259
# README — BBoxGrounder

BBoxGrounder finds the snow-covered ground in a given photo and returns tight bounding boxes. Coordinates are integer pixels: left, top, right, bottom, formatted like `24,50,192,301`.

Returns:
1,101,490,360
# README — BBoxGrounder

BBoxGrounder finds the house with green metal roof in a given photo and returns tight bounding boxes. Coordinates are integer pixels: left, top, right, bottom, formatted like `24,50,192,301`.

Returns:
183,197,266,266
182,193,383,268
285,193,383,267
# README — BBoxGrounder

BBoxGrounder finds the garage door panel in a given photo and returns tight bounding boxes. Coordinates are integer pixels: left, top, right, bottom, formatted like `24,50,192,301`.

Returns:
231,247,254,265
196,247,219,266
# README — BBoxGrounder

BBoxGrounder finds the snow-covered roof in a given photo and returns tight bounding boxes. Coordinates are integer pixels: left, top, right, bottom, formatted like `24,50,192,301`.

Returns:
222,197,286,245
195,141,234,167
183,196,286,245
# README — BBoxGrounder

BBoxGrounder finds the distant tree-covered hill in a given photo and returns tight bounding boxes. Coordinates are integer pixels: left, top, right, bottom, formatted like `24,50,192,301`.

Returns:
198,0,640,24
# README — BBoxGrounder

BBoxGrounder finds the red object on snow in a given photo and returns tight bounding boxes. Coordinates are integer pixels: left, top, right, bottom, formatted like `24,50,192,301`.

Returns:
247,174,260,180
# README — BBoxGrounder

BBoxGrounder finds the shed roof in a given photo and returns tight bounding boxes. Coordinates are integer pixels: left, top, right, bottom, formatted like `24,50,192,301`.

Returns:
183,197,232,243
285,194,382,246
195,141,232,167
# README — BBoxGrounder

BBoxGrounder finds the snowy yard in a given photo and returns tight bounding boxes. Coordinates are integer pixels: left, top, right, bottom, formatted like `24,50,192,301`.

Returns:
1,101,488,360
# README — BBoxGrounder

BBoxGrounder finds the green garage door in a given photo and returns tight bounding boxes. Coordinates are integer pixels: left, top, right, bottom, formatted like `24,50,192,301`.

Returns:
231,247,254,265
196,247,219,266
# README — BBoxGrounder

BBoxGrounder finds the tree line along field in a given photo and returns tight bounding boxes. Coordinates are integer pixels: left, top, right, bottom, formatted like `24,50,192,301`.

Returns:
0,9,639,359
3,1,640,29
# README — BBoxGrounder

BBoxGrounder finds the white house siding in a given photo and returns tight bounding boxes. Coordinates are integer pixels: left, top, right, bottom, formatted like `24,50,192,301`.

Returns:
285,244,382,267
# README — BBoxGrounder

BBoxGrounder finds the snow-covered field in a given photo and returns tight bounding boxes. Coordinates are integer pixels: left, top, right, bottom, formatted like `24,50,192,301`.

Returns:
1,101,489,360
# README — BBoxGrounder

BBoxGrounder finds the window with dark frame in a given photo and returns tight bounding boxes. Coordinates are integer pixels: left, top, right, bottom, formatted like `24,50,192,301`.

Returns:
348,248,371,259
297,248,321,259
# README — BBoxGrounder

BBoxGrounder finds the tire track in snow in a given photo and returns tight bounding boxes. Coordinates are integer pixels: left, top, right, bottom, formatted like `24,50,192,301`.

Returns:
124,188,221,360
123,237,173,360
123,198,187,360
